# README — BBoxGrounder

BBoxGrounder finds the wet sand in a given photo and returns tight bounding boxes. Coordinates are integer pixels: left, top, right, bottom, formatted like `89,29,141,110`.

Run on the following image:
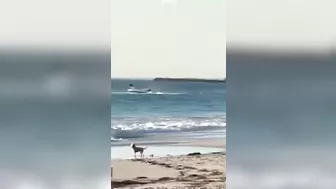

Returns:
111,138,226,189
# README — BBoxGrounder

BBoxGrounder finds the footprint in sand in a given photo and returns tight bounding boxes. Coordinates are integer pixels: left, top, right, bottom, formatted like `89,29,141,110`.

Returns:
187,174,207,179
157,177,174,182
183,166,197,170
210,170,223,176
164,164,172,168
198,168,210,172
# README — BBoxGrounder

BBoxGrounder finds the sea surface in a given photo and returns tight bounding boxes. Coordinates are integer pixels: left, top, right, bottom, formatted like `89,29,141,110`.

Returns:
111,79,226,145
0,52,110,189
227,51,336,189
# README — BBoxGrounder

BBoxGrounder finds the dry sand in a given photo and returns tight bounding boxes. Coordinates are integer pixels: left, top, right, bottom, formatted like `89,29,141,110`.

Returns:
111,138,226,189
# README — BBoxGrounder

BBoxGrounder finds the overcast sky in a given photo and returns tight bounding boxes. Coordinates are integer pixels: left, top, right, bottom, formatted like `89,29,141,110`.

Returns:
227,0,336,50
111,0,226,79
0,0,109,50
2,0,334,78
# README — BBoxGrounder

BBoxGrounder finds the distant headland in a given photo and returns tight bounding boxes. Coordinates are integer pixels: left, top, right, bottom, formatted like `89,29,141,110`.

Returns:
153,77,226,83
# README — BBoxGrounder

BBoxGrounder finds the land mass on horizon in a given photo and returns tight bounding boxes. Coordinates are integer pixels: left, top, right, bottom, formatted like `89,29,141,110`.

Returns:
153,77,226,83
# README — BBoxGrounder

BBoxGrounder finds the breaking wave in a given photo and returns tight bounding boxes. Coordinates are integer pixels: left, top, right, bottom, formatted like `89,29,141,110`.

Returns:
111,115,226,139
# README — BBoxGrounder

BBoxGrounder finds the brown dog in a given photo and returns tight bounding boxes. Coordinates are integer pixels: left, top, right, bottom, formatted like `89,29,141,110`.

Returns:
130,143,147,159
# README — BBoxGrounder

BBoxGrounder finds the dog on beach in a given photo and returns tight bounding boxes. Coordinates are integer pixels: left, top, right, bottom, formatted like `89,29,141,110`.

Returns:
130,143,147,159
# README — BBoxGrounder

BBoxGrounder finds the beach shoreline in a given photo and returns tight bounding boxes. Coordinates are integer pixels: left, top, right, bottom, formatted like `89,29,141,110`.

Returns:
111,138,226,189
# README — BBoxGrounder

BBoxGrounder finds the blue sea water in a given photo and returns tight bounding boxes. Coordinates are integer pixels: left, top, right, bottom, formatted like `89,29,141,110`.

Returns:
111,79,226,143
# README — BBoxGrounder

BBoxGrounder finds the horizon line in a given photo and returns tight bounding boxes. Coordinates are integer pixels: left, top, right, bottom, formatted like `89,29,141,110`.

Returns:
111,77,226,80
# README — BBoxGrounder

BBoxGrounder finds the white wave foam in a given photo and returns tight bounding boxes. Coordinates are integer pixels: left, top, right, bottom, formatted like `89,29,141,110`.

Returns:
110,137,126,142
111,91,185,95
111,116,226,139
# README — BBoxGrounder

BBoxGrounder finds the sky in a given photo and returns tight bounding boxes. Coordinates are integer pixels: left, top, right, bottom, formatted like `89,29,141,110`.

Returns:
2,0,334,78
111,0,226,79
0,0,109,50
227,0,336,50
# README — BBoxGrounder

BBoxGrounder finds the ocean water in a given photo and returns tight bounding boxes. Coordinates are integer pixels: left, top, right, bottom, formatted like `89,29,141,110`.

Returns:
0,52,110,189
111,79,226,144
227,51,336,189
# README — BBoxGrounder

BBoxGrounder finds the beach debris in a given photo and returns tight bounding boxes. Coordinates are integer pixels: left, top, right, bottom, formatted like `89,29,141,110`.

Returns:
135,176,148,179
112,180,147,188
211,151,225,155
187,152,201,156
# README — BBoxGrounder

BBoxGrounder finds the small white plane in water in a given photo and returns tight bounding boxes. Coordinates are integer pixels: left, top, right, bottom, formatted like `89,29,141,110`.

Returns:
127,84,152,93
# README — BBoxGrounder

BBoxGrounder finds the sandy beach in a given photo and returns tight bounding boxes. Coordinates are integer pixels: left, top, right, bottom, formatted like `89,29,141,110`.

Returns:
111,138,226,189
